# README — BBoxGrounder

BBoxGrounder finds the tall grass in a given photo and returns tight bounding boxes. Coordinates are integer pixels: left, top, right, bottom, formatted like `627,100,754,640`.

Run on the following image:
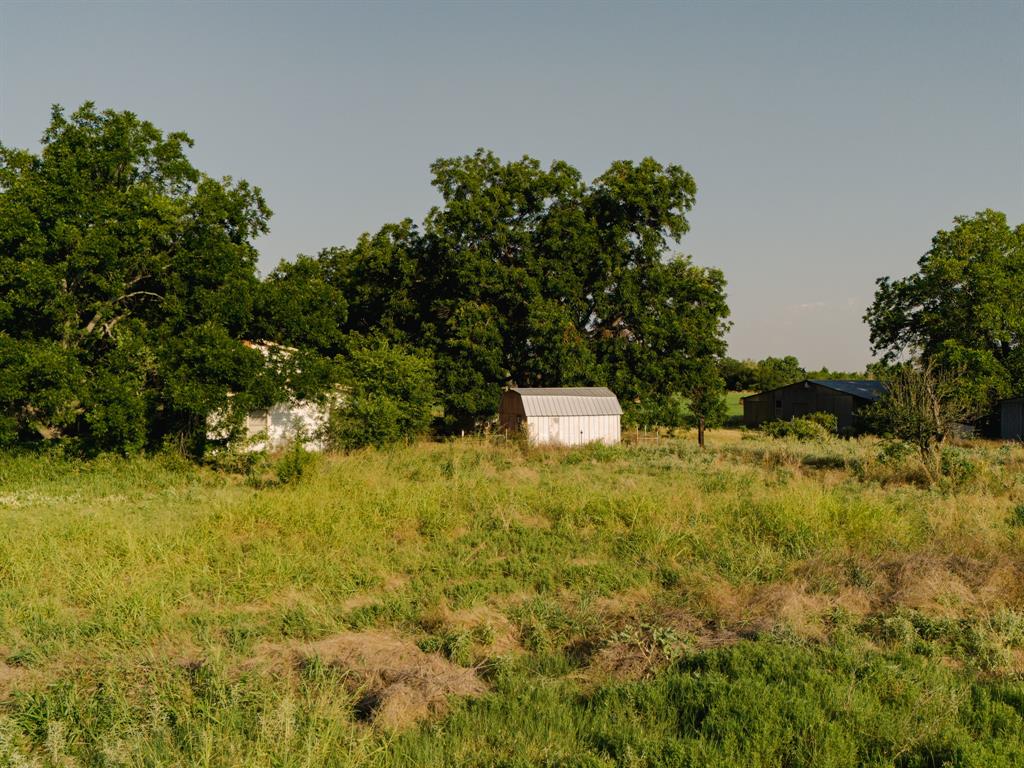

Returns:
0,435,1021,765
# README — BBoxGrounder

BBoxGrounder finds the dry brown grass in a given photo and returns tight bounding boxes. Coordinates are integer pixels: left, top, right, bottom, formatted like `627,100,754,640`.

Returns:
246,630,486,730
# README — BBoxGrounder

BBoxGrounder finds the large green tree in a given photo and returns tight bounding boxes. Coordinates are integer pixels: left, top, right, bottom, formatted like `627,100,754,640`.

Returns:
0,103,278,453
283,150,730,429
865,210,1024,408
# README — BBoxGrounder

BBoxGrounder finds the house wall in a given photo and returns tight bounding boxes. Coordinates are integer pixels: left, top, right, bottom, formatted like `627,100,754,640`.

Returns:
1002,398,1024,441
244,400,330,452
743,382,860,430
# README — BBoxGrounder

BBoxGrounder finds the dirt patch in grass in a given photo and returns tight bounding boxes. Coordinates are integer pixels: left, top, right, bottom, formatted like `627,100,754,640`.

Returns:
247,630,486,730
442,605,521,655
878,555,1024,617
0,661,28,695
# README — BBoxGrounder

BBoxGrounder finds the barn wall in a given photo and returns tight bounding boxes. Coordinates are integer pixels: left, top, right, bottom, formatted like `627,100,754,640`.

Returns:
1002,399,1024,441
743,382,862,430
742,394,772,428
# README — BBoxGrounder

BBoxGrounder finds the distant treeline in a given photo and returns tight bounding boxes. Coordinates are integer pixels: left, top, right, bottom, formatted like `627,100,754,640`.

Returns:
719,356,869,393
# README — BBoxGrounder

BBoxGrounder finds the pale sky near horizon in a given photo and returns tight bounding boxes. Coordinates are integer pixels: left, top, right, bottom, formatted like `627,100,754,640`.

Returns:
2,1,1022,370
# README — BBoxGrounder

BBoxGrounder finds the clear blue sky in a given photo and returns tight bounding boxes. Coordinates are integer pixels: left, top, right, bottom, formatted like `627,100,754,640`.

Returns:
2,1,1022,370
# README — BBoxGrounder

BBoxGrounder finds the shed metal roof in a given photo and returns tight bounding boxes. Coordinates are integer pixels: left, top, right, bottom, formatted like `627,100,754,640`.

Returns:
508,387,623,417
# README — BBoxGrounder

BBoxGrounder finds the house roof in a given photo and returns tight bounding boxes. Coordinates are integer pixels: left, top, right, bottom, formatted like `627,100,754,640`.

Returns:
507,387,624,417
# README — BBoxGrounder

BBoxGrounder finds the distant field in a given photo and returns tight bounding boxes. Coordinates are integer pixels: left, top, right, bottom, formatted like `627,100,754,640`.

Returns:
725,390,753,418
0,435,1022,766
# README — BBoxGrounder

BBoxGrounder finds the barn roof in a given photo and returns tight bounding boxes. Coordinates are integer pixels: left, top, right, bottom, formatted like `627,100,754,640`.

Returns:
508,387,624,417
743,379,887,402
809,380,888,401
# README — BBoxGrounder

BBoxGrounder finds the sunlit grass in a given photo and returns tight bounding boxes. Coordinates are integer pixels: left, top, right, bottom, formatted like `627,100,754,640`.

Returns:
0,435,1022,765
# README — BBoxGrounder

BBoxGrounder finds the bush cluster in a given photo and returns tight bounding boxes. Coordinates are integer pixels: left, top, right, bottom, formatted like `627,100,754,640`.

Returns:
761,412,837,440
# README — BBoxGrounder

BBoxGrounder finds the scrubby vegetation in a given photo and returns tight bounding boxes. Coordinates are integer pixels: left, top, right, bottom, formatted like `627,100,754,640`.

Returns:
0,433,1021,765
761,411,838,440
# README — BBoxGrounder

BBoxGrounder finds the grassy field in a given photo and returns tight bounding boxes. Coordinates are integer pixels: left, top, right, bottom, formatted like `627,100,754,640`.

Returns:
725,391,751,418
0,433,1022,766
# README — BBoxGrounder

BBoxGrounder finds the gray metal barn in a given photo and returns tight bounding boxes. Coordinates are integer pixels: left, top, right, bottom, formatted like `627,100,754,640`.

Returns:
1000,396,1024,441
742,379,887,432
499,387,623,446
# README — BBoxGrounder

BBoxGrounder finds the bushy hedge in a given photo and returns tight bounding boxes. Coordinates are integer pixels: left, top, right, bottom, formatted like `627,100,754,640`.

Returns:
326,340,435,450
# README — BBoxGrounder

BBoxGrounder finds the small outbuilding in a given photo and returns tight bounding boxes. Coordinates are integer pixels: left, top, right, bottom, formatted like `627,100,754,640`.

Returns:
206,340,337,452
999,396,1024,441
499,387,623,446
742,379,887,432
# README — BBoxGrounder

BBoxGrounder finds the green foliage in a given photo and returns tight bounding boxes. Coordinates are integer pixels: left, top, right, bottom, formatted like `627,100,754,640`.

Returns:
682,360,728,429
870,360,982,483
866,209,1024,412
754,355,805,391
761,413,835,440
2,104,732,450
327,339,435,449
803,410,838,432
274,438,316,485
940,446,980,488
0,437,1022,763
388,641,1024,767
0,103,276,455
254,254,348,353
304,150,730,430
721,356,868,393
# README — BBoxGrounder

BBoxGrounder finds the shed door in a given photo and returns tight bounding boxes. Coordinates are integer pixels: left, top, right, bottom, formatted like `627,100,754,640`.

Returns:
549,416,560,442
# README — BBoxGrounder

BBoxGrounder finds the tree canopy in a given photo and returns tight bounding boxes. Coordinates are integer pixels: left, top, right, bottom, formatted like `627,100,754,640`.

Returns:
0,103,278,453
865,210,1024,408
718,355,868,393
264,150,731,429
2,104,731,453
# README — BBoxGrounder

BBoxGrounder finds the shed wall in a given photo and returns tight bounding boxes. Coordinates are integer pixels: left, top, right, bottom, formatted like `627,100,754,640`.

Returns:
526,414,621,446
1002,399,1024,441
499,390,622,446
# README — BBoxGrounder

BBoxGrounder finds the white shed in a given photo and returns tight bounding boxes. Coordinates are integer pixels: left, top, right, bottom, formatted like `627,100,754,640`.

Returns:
499,387,623,446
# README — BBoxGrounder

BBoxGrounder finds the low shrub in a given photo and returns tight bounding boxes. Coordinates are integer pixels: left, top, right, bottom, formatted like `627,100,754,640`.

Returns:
761,413,834,441
940,446,980,488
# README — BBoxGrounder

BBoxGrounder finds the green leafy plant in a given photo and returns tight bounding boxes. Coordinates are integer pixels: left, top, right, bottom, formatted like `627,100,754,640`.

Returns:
761,414,832,441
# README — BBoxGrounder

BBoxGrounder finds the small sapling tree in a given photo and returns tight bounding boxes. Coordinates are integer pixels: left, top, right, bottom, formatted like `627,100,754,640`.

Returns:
872,360,981,482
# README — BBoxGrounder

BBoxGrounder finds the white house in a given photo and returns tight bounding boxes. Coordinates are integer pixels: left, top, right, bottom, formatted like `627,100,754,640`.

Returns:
237,400,332,452
498,387,623,446
207,341,336,452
